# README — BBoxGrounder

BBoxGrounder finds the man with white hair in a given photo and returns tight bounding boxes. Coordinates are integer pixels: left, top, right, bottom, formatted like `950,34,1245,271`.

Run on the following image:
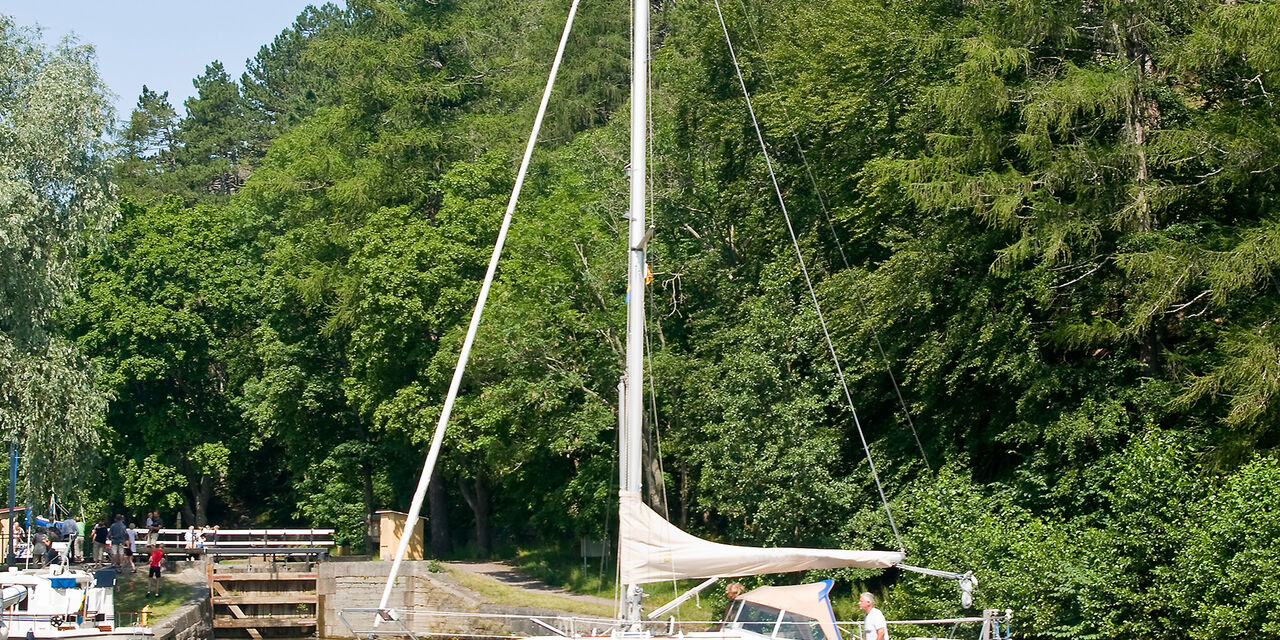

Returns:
858,592,888,640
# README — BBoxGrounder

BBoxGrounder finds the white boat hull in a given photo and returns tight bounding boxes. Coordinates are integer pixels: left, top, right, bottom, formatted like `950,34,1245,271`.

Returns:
0,567,152,640
0,626,150,640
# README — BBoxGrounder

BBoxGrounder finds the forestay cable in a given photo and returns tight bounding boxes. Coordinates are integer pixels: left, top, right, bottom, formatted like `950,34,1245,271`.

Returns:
376,0,584,614
729,0,930,471
711,0,904,553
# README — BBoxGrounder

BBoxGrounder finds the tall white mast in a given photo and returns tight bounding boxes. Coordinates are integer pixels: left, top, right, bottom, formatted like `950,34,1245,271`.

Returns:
622,0,649,623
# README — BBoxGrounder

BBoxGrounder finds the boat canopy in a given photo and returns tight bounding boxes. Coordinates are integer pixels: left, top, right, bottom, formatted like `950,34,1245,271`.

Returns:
618,492,904,585
733,580,843,640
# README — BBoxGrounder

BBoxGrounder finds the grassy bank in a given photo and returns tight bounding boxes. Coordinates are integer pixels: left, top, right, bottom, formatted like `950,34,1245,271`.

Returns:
443,566,614,618
114,568,196,624
506,546,727,622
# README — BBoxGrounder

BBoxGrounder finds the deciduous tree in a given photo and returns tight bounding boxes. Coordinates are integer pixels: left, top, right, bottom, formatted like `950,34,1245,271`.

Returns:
0,15,114,499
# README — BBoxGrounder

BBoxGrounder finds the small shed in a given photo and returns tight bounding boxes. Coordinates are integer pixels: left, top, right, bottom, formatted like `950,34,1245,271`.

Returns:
376,510,424,561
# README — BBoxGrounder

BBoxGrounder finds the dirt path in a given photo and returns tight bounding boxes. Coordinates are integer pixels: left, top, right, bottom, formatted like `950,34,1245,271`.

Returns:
444,560,614,606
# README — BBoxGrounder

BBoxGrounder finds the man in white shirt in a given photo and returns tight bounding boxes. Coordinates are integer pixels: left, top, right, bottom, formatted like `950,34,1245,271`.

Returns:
859,592,889,640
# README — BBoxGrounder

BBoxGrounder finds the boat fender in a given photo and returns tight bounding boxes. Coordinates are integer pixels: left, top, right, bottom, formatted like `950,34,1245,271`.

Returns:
959,574,977,609
0,585,25,609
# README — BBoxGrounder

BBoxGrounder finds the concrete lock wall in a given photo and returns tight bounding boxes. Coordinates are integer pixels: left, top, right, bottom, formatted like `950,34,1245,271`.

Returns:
153,585,214,640
317,561,585,639
318,561,500,638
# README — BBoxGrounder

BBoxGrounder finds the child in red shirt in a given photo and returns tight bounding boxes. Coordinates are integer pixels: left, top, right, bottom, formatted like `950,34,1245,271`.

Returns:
147,546,164,596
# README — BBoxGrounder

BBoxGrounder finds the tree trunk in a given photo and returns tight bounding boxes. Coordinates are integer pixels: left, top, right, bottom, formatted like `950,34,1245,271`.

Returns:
1117,15,1165,374
361,464,376,554
185,478,210,527
642,418,667,517
197,476,213,526
428,468,452,558
458,474,491,557
678,464,689,529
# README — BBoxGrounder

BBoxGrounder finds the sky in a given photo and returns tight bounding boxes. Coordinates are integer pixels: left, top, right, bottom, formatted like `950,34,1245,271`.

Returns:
2,1,337,122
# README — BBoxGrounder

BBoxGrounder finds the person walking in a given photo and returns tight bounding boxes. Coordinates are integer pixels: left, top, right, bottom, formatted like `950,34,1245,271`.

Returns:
125,522,138,572
32,533,48,568
859,592,889,640
108,515,127,569
146,545,164,597
43,533,57,566
91,520,108,565
60,515,79,563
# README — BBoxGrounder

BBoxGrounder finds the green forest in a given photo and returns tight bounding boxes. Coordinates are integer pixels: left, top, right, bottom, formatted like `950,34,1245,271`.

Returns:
3,0,1280,637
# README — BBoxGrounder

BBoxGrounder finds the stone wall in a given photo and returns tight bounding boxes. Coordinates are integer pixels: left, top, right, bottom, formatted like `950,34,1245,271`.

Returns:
318,561,584,639
152,585,213,640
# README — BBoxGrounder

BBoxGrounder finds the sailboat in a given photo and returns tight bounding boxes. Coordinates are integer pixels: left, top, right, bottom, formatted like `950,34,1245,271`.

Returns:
342,1,1012,639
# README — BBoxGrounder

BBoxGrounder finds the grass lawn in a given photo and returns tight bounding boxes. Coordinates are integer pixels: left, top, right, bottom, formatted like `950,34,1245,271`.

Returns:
443,566,615,619
113,568,196,625
521,548,721,612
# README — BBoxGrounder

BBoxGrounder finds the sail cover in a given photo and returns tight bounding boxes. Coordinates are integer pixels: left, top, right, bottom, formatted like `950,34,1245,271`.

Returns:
619,492,905,585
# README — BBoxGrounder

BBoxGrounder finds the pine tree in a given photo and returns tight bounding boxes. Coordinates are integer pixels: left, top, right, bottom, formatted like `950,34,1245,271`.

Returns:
175,61,253,199
240,4,349,156
115,85,180,200
867,0,1280,446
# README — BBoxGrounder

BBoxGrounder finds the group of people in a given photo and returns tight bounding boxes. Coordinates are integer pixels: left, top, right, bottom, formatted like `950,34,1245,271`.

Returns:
11,515,83,567
89,515,136,571
183,524,220,549
84,513,169,596
9,511,167,597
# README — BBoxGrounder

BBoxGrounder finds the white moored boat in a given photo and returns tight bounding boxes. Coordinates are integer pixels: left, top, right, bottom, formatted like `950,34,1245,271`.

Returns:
0,565,151,640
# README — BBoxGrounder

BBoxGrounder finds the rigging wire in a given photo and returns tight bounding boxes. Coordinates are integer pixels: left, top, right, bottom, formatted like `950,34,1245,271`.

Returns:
643,4,672,525
728,0,930,471
642,9,683,600
376,0,586,615
646,297,670,521
619,0,635,620
614,393,625,619
711,0,905,553
646,287,683,601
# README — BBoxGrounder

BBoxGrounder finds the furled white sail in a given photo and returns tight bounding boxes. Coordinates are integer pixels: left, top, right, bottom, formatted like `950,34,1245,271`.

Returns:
619,492,905,585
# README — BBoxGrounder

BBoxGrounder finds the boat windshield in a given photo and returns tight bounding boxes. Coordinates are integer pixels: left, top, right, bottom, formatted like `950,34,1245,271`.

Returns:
732,601,823,640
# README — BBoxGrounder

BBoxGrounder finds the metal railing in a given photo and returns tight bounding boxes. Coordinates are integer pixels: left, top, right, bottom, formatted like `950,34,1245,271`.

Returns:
338,608,620,640
336,609,1013,640
839,609,1014,640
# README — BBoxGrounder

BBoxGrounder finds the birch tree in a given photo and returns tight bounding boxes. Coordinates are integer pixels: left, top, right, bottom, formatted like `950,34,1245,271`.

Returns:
0,16,114,498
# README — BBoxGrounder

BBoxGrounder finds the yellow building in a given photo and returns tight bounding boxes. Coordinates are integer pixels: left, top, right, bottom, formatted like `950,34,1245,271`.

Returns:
376,510,424,561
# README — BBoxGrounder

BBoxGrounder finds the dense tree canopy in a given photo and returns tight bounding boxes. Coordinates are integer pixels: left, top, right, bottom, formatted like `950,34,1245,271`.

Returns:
4,0,1278,637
